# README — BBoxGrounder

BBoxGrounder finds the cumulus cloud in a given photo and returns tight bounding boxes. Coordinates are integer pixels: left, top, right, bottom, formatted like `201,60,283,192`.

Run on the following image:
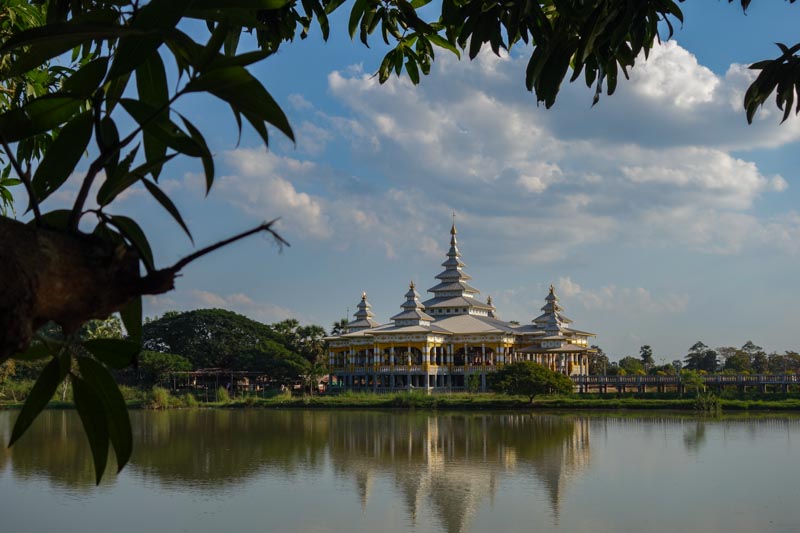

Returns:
557,277,689,315
189,290,298,323
315,40,796,261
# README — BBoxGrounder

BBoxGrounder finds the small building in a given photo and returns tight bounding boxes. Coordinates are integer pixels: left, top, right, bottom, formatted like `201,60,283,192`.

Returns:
327,223,596,392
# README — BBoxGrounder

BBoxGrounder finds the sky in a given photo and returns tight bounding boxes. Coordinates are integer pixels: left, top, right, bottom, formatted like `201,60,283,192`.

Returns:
37,2,800,362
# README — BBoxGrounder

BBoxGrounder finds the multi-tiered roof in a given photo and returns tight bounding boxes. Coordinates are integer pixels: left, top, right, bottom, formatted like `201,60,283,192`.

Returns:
330,222,595,349
421,222,494,316
346,292,380,331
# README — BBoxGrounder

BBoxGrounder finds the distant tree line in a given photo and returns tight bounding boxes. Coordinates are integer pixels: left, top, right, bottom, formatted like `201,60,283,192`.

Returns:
589,341,800,376
0,309,331,399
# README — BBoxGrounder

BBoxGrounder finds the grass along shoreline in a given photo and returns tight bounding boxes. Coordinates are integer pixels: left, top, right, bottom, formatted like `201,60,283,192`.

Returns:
3,390,800,411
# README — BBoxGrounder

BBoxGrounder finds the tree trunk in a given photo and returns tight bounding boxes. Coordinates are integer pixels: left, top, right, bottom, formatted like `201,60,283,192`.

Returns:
0,217,175,359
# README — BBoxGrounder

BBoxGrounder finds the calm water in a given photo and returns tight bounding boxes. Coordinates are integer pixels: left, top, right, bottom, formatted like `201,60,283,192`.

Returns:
1,409,799,533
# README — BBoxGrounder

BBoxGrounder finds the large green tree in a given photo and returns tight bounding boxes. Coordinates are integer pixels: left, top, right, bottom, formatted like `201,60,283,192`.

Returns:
1,0,798,482
489,361,573,403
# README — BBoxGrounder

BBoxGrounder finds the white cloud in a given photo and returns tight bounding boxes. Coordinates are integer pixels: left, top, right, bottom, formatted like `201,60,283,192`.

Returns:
288,93,313,111
629,40,718,108
557,277,689,315
189,290,297,323
317,41,797,262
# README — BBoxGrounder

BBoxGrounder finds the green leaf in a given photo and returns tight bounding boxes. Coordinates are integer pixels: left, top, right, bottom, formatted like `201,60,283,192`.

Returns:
405,57,420,84
120,98,203,157
107,0,195,80
141,179,193,241
77,357,132,473
71,374,110,485
349,0,367,39
120,297,143,346
109,215,155,271
242,110,270,146
136,52,169,179
30,110,93,205
184,66,294,142
9,356,66,446
0,23,141,79
13,343,52,362
62,57,110,97
98,116,121,177
178,115,214,192
104,72,131,115
0,95,81,143
428,34,460,58
97,152,178,206
82,339,139,369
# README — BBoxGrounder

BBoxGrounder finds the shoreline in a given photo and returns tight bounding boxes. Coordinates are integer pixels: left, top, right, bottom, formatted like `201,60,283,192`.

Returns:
3,393,800,412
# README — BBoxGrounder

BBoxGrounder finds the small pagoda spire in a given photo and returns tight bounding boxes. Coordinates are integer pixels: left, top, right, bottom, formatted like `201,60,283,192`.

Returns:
487,295,497,318
347,291,379,331
391,281,434,325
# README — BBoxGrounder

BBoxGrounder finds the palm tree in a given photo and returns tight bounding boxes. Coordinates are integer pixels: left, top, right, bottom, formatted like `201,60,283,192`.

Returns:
331,318,349,336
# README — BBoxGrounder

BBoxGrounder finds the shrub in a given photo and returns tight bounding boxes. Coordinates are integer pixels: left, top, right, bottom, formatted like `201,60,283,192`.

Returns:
184,393,198,408
150,386,171,409
693,393,721,414
216,387,230,404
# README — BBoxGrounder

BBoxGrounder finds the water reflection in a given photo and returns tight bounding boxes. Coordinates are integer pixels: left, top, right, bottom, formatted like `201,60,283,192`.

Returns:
0,410,591,532
325,413,590,532
4,410,800,533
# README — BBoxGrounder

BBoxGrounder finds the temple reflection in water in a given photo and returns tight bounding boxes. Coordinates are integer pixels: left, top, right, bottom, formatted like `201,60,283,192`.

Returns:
327,413,590,532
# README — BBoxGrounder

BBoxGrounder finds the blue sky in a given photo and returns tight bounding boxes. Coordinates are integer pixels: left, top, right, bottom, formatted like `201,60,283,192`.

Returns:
43,2,800,361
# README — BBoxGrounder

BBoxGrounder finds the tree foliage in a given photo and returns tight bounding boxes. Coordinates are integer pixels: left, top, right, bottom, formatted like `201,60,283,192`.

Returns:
489,361,573,402
130,350,191,386
618,355,644,375
142,309,318,384
588,344,608,375
639,344,654,371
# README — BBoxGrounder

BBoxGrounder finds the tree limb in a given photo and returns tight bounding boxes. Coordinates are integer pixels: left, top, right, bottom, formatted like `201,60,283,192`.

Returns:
0,134,41,225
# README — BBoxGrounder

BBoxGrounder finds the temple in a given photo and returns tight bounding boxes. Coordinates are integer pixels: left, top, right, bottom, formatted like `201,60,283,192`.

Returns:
327,222,596,392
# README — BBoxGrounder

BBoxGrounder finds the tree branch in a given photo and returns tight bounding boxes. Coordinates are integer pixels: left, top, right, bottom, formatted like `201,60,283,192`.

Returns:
0,133,42,225
169,219,288,273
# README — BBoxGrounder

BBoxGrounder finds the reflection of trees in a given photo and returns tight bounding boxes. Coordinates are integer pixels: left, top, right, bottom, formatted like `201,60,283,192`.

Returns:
130,410,329,488
0,411,112,491
326,412,591,533
683,422,707,454
0,410,330,491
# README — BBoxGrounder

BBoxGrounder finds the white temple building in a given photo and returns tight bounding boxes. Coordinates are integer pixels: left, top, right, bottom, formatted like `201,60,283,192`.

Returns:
327,223,596,391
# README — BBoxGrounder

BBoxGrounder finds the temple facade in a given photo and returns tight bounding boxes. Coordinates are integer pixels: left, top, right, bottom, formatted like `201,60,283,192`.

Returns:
327,223,596,392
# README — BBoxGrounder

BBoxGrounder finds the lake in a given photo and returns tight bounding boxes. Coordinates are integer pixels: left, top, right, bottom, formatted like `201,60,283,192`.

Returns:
0,409,798,532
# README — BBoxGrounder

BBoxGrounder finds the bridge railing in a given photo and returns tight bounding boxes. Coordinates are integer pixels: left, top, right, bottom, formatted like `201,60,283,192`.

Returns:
571,374,799,386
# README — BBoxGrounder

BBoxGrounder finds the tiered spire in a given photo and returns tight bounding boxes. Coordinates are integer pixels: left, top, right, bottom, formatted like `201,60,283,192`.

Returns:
533,284,572,333
347,292,379,331
427,221,480,298
391,281,434,326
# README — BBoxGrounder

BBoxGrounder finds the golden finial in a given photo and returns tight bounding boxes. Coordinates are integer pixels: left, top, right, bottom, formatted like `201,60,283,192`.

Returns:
362,291,367,300
450,211,457,235
409,280,415,289
549,284,555,293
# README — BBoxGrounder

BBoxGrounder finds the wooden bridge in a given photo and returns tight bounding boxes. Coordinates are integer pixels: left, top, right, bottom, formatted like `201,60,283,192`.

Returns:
572,374,800,394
